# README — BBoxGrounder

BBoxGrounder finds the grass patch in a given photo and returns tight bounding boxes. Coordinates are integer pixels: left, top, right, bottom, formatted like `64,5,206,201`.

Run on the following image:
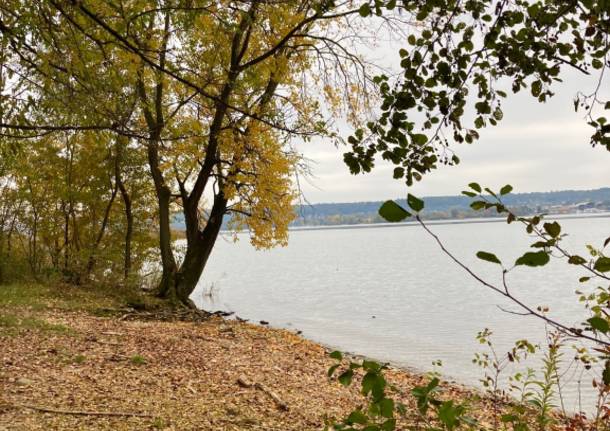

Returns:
151,418,167,430
72,354,87,364
0,281,166,315
0,312,72,335
130,354,147,366
0,283,53,310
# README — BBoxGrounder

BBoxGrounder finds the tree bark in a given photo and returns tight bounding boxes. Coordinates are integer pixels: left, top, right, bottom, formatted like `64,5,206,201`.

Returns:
114,137,133,280
146,138,178,298
117,170,133,280
136,12,180,299
165,193,227,306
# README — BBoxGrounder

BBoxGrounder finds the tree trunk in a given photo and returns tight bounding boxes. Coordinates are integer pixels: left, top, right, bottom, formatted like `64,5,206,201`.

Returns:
114,138,133,280
161,193,227,306
117,177,133,280
29,210,39,275
0,228,5,284
146,138,178,297
62,202,69,272
155,185,178,295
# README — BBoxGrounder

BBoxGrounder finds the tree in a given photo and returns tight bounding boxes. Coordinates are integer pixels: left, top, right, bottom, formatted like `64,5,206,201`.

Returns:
344,0,609,185
0,130,156,284
0,1,380,304
344,0,609,345
4,1,605,306
342,2,610,427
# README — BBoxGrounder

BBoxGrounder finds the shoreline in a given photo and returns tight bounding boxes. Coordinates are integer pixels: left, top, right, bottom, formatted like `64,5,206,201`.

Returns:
209,211,610,235
0,283,580,429
0,308,473,430
285,211,610,232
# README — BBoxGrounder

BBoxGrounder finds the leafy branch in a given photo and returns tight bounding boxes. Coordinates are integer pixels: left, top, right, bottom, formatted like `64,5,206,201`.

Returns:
378,187,610,348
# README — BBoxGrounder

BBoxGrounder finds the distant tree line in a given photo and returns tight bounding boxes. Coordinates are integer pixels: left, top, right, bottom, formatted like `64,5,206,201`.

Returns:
290,188,610,226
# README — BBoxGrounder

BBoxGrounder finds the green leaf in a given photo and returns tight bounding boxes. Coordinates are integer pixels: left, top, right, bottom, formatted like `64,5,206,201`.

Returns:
531,80,542,97
462,191,477,197
412,134,428,145
371,375,386,399
358,3,371,17
378,201,411,222
438,401,460,427
328,364,340,377
338,369,354,386
568,255,586,265
468,182,482,193
500,184,513,195
330,351,343,360
603,361,610,386
587,317,609,334
362,360,381,371
501,414,519,423
531,241,549,248
407,194,424,212
470,201,486,210
594,257,610,272
361,372,378,395
379,398,395,418
381,418,396,431
476,251,502,265
543,221,561,238
347,409,368,424
515,251,550,267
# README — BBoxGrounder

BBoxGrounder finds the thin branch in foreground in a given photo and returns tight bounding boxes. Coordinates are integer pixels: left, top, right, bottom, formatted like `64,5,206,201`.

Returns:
415,215,610,347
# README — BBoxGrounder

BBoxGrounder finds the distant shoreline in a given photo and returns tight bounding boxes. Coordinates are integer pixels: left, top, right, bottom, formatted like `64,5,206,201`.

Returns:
285,211,610,233
172,187,610,232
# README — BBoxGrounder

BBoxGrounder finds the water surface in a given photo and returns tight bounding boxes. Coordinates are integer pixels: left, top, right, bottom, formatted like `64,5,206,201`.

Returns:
192,215,610,413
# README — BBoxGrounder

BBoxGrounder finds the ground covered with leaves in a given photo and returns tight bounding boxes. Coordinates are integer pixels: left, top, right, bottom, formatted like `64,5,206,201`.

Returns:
0,283,561,430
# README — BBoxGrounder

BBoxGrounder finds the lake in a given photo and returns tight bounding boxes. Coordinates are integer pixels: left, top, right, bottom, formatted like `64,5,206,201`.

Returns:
192,214,610,413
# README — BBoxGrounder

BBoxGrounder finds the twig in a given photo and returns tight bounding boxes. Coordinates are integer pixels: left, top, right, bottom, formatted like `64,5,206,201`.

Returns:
237,375,289,411
416,215,610,347
14,403,153,418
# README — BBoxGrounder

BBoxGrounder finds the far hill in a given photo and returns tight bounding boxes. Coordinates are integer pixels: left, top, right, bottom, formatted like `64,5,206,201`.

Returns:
171,188,610,230
292,188,610,227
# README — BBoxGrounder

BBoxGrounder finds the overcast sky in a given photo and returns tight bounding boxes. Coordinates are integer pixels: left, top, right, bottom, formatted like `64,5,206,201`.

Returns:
294,46,610,204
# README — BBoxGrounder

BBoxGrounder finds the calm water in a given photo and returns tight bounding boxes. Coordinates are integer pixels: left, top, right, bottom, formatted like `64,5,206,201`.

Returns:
192,215,610,413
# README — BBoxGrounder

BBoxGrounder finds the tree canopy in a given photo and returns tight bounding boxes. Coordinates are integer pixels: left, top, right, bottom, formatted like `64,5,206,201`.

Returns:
0,0,608,304
345,0,609,185
0,0,382,302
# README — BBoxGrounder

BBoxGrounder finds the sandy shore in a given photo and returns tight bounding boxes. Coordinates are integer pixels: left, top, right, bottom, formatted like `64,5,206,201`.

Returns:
1,281,577,430
0,303,519,430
